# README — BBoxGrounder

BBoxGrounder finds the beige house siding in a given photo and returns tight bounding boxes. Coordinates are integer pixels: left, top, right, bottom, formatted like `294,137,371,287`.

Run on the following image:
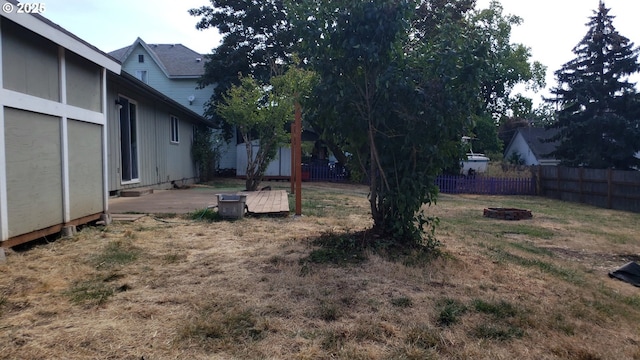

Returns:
68,119,104,220
166,117,196,185
106,88,169,191
1,19,60,102
106,76,200,193
0,13,118,245
65,52,102,112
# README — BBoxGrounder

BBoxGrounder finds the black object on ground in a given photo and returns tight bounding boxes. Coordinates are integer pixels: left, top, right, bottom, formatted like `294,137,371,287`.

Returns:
609,261,640,287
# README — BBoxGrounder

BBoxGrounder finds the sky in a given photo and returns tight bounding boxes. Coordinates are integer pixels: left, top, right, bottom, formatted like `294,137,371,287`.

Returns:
39,0,640,106
40,0,223,53
475,0,640,104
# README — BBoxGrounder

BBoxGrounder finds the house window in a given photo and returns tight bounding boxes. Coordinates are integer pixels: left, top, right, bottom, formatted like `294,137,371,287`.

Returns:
138,54,144,63
171,115,179,143
135,70,147,83
119,97,139,183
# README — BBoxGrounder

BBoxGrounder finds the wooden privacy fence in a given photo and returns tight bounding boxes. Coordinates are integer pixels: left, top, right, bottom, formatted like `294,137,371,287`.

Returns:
436,175,535,195
537,166,640,213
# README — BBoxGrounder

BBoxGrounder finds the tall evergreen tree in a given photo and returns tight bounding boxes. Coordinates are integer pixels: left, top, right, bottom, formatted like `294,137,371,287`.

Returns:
548,1,640,169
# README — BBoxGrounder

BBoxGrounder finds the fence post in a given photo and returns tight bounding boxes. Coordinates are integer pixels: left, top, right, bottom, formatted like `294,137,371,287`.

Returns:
579,167,584,203
535,166,540,195
607,167,613,209
556,166,562,199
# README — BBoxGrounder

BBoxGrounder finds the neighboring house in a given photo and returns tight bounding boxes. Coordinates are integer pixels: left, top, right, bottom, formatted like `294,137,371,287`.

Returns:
109,38,211,113
504,127,561,166
0,3,119,246
0,3,212,247
106,71,212,195
109,38,237,171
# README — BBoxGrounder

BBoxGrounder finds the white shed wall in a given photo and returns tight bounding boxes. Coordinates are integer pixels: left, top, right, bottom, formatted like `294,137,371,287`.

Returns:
236,141,291,177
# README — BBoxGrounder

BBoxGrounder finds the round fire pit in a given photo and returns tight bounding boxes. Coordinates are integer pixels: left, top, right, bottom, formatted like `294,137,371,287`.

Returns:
483,208,532,220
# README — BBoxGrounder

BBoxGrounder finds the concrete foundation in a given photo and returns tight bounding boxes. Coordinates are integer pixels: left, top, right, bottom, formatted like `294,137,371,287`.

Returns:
99,213,112,226
61,225,77,238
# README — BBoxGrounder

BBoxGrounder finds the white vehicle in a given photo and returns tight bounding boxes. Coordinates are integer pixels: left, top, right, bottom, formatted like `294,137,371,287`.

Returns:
460,136,490,176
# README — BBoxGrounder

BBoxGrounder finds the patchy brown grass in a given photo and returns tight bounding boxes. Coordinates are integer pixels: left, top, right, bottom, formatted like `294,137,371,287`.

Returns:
1,180,640,359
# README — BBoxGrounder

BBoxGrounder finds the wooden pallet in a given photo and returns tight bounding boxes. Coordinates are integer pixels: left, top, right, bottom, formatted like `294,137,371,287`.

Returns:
242,190,290,216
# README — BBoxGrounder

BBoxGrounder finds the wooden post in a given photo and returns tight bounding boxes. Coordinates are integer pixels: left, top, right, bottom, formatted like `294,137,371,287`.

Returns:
290,121,296,194
294,101,302,216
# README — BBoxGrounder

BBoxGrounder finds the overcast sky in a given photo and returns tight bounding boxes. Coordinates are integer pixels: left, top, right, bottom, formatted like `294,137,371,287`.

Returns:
476,0,640,104
40,0,222,53
39,0,640,105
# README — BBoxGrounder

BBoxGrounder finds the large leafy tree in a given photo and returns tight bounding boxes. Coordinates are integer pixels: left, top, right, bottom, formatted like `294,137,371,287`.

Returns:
548,1,640,169
473,116,503,155
216,75,291,191
470,1,546,157
416,1,544,164
473,1,546,120
413,1,539,166
294,0,484,246
412,0,475,39
190,0,295,134
194,0,545,247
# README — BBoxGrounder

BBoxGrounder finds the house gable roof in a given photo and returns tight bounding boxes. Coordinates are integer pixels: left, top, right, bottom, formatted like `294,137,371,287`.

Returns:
111,70,212,127
507,127,560,160
109,38,205,78
2,0,120,73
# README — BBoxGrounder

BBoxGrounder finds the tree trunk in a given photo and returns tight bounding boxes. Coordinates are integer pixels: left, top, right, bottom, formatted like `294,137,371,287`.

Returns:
368,120,382,232
244,137,259,191
324,139,350,166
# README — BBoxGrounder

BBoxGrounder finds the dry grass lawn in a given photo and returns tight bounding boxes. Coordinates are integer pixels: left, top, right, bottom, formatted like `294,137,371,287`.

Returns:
1,180,640,359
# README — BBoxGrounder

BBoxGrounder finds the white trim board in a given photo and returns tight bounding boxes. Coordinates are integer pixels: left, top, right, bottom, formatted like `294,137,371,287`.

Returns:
59,47,71,223
0,88,105,125
0,107,7,241
101,68,109,211
0,17,8,240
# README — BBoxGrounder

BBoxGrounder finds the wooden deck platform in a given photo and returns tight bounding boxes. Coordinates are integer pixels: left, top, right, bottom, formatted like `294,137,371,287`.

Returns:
243,190,290,216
